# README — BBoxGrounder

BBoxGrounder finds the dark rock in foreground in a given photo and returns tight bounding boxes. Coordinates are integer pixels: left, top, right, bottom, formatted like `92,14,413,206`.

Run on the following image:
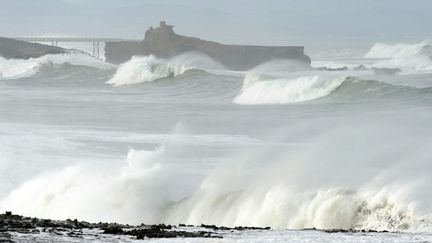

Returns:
0,212,396,242
101,224,219,239
0,212,233,241
0,37,67,59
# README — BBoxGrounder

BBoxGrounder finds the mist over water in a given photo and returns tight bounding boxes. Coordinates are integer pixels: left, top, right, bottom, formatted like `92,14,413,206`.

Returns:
1,41,432,236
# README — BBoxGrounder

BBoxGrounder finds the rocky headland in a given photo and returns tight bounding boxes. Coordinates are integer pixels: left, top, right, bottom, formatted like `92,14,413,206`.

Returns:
105,21,311,70
0,37,68,59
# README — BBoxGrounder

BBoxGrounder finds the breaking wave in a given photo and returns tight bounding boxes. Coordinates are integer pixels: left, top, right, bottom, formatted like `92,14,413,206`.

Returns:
1,118,432,232
365,41,432,74
0,147,169,224
165,185,423,231
365,41,432,59
2,139,430,232
233,74,346,104
107,52,225,86
312,41,432,74
0,52,114,80
233,72,432,105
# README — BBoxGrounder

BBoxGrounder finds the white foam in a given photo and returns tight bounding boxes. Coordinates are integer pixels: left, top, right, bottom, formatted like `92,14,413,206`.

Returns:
107,52,225,86
165,185,422,231
364,41,432,74
365,41,432,59
0,52,114,79
233,74,345,105
1,126,431,231
0,145,169,224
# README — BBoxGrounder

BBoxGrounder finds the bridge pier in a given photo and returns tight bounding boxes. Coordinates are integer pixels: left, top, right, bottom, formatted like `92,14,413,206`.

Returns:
92,41,100,59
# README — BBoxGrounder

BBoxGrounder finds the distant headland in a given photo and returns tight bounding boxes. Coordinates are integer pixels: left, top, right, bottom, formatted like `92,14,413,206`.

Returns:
0,37,67,59
105,21,311,70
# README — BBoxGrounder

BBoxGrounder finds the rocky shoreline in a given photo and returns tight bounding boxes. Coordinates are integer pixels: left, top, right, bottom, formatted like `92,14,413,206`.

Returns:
0,211,400,242
0,211,271,242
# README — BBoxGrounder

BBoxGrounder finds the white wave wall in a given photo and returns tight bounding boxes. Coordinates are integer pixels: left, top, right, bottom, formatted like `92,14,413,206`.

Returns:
165,183,420,231
234,73,346,105
107,52,225,86
1,125,431,231
0,52,114,79
163,119,432,231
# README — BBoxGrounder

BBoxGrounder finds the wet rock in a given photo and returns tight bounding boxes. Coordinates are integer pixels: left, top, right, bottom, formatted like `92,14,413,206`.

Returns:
323,228,350,233
102,225,124,234
234,226,271,230
0,232,13,243
316,66,349,71
128,228,219,239
352,65,368,71
200,224,270,231
0,211,275,241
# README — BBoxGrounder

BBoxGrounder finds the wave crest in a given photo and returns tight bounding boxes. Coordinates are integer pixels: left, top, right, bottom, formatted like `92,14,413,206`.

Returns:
107,52,225,86
165,186,421,231
365,41,432,59
364,41,432,74
0,52,114,80
233,74,346,104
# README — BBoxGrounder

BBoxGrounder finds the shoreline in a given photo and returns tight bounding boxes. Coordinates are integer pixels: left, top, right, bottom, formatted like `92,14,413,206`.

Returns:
0,211,402,242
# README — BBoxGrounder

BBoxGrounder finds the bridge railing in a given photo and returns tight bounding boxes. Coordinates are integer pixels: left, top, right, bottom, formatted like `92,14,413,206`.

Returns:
9,37,139,59
12,37,131,42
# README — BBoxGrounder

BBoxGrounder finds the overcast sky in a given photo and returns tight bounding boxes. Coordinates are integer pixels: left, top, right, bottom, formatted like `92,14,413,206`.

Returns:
0,0,431,47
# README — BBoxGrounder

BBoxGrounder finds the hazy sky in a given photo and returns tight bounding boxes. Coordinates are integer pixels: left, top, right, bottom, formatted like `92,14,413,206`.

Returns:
0,0,431,46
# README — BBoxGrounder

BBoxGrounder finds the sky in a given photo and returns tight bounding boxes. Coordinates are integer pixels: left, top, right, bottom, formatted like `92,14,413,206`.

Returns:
0,0,431,47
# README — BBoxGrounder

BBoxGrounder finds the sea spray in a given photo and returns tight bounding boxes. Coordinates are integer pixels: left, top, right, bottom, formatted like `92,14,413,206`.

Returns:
1,122,431,231
0,146,171,224
365,41,432,74
164,185,420,231
365,41,432,59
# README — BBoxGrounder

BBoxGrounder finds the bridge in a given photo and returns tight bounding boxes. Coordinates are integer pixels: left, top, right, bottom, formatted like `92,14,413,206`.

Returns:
11,37,136,59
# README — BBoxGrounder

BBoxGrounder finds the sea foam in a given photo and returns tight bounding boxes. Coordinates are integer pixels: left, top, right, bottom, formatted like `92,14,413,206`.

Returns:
107,52,225,86
0,52,114,79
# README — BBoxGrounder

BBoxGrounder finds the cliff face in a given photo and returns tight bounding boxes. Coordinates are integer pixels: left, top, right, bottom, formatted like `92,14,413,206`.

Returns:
0,37,66,59
105,22,311,70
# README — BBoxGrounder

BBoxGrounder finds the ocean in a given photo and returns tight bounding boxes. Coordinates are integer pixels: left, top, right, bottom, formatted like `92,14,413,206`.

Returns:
1,41,432,242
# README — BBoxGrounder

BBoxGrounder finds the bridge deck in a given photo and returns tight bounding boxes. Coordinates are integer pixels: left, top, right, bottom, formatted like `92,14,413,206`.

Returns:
8,37,139,59
11,37,135,42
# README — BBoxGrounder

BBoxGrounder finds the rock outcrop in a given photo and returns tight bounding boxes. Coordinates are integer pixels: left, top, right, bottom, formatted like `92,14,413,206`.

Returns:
105,21,311,70
0,211,271,241
0,37,67,59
